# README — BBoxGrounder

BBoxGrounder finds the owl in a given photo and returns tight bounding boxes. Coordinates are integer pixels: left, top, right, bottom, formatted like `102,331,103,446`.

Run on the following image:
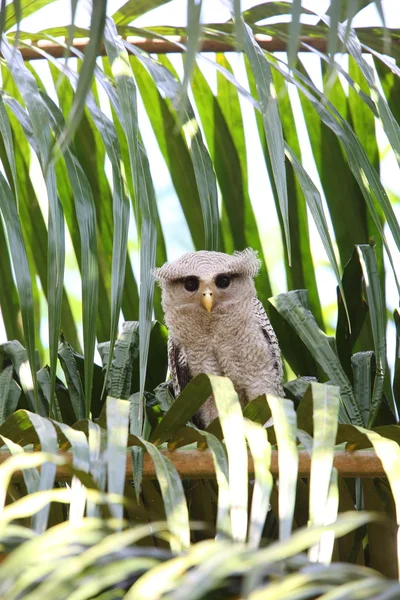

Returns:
153,248,284,428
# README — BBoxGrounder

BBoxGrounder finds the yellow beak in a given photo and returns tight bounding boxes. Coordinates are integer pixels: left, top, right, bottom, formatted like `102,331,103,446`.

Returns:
201,292,214,313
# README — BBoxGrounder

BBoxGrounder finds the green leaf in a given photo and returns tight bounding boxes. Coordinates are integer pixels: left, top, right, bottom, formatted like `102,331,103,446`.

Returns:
284,144,349,326
55,0,107,155
335,248,371,382
104,20,158,430
150,374,213,445
99,321,139,400
267,302,319,378
125,540,233,600
338,24,400,169
132,48,219,249
40,92,99,418
0,433,40,496
243,1,314,23
189,424,231,539
0,174,38,408
112,0,171,24
298,63,370,277
179,0,203,120
288,0,302,68
0,341,40,414
106,397,130,522
327,0,342,59
351,351,374,428
0,92,18,204
356,245,387,425
57,334,86,422
2,79,80,352
243,395,272,427
271,52,399,287
86,421,107,518
266,394,297,541
22,412,58,533
240,21,290,263
191,55,273,303
0,216,24,346
244,419,273,549
130,55,205,250
284,377,315,407
308,382,340,563
51,420,89,472
0,367,21,427
49,63,112,342
0,451,66,513
4,0,57,31
139,439,190,552
144,322,168,392
41,42,134,402
269,290,363,425
252,511,380,565
394,310,400,415
155,54,219,251
2,38,65,410
210,375,248,543
352,426,400,576
269,67,322,327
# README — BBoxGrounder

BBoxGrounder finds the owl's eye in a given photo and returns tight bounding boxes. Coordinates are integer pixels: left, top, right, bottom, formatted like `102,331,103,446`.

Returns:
215,274,231,289
184,276,199,292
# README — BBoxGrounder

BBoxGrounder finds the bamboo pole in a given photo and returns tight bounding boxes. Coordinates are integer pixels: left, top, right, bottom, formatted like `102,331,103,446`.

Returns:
9,35,386,61
0,449,386,480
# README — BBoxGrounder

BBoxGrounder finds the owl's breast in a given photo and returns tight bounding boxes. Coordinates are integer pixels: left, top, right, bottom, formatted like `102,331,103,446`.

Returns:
167,309,224,377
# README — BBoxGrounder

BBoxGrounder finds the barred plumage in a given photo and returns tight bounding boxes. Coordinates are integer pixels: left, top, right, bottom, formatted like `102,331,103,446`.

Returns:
154,249,284,428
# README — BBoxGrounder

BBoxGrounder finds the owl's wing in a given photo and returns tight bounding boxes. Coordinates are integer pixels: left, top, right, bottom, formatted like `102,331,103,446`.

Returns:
253,297,284,393
168,337,191,397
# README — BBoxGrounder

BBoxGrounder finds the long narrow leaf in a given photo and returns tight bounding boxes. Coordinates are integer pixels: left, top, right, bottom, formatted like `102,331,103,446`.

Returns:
55,0,107,155
308,382,340,563
351,351,374,428
0,366,20,426
139,439,190,552
288,0,302,68
24,412,58,533
285,143,349,326
41,93,99,418
210,374,248,543
179,0,203,118
57,335,86,422
270,290,363,425
2,37,65,410
244,418,273,549
239,21,290,263
106,397,130,522
0,174,38,408
266,394,297,541
190,424,231,539
356,244,387,424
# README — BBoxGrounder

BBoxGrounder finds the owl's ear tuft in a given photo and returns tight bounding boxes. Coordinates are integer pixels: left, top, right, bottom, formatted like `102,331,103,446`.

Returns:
233,248,261,277
152,266,163,283
152,264,175,283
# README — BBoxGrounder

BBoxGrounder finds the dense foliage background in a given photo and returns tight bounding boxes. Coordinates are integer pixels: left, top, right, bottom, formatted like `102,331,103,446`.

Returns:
0,0,400,598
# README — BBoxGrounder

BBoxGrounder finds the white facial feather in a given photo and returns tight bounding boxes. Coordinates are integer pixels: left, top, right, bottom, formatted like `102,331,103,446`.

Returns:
154,248,283,428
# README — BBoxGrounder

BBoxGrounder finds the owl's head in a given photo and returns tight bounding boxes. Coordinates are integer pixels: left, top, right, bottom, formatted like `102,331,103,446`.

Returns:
153,248,261,313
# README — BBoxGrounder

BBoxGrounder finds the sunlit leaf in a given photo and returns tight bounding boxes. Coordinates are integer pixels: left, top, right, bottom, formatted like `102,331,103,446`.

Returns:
308,382,339,563
266,394,297,541
244,418,273,548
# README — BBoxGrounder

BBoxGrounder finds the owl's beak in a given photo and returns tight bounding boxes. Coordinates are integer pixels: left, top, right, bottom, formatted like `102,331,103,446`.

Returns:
201,291,214,313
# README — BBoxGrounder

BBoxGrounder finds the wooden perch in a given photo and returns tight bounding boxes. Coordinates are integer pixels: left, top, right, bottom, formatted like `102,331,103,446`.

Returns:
10,35,387,61
0,449,386,480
